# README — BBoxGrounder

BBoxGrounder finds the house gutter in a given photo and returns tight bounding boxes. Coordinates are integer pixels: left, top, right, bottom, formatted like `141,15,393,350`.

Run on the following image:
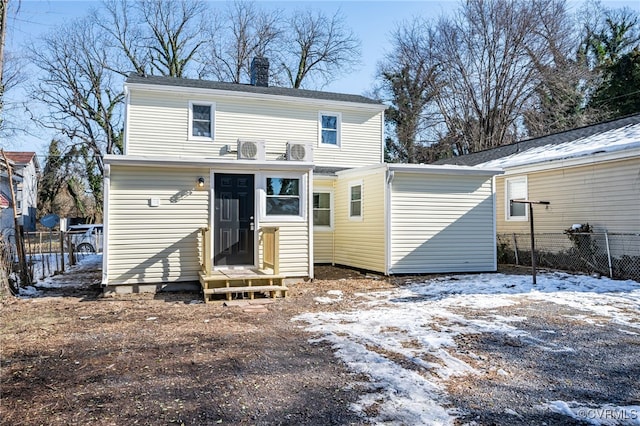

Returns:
103,154,314,171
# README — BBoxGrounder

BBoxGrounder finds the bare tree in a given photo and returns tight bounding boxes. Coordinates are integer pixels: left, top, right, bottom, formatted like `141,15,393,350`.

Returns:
377,18,441,163
28,17,124,212
96,0,207,78
94,0,148,76
0,0,26,137
199,1,282,83
137,0,206,77
433,0,565,153
523,0,596,137
280,9,361,89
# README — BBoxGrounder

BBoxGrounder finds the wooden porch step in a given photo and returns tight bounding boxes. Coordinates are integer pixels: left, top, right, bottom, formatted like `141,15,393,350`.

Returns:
198,270,287,303
201,285,288,303
203,285,288,295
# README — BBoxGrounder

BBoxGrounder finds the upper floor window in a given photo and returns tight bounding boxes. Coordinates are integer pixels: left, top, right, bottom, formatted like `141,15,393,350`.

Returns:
319,112,341,146
189,101,215,140
349,181,362,220
505,176,527,221
313,192,332,228
266,177,300,216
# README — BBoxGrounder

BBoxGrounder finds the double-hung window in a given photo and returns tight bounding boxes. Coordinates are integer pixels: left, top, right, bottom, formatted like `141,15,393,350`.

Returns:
349,181,362,220
266,177,300,216
313,192,332,228
189,101,214,140
505,176,528,221
319,112,341,146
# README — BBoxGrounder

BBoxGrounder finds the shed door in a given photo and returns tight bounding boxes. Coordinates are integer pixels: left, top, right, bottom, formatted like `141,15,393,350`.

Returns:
214,174,255,266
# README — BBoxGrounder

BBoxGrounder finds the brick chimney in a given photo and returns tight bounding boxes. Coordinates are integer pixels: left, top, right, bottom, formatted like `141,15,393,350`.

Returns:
250,57,269,87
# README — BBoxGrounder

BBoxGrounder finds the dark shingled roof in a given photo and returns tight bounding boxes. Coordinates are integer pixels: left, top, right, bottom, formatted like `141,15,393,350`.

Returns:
433,113,640,166
126,74,384,106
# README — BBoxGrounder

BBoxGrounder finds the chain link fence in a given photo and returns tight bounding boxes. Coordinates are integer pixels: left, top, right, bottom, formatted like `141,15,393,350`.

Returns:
498,232,640,282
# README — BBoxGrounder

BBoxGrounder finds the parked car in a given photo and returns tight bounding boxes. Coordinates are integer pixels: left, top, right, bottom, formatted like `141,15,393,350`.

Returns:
68,224,103,253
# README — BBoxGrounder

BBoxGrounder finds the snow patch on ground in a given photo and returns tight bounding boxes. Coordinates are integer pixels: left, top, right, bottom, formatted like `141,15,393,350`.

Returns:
19,254,102,297
314,289,344,304
294,272,640,425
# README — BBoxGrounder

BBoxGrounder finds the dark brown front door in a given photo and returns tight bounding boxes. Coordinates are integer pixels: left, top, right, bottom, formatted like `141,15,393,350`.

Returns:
214,173,255,266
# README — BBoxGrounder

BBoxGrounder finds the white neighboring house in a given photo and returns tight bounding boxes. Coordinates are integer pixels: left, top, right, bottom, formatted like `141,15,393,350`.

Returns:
102,58,503,294
1,152,41,235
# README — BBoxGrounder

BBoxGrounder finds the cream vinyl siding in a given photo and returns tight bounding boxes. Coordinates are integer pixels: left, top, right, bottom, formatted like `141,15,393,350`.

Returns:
390,173,496,273
126,89,382,168
258,223,309,276
313,178,336,263
496,156,640,234
334,169,386,273
107,166,209,285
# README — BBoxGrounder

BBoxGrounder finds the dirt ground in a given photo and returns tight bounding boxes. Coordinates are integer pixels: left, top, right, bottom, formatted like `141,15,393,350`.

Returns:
1,265,639,425
0,266,392,426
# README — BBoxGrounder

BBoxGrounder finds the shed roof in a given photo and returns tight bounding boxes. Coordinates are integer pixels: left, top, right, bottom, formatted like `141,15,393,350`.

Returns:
126,74,384,107
434,113,640,168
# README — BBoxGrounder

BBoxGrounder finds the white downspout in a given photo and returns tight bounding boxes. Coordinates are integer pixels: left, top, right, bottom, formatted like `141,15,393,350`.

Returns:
385,167,394,275
492,175,498,272
101,164,110,286
332,178,336,266
308,169,314,279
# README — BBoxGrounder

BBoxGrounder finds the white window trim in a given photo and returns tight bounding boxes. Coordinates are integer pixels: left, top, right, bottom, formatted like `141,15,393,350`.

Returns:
318,111,341,148
188,101,215,141
259,172,307,223
505,176,528,221
348,179,363,222
313,190,334,231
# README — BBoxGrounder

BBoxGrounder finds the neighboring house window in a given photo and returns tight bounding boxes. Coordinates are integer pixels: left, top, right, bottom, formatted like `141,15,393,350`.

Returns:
349,181,362,220
266,177,300,216
189,101,215,139
505,176,528,221
319,112,341,146
313,192,332,228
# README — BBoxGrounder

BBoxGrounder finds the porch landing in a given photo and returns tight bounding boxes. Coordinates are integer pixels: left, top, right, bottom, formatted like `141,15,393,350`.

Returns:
199,269,288,303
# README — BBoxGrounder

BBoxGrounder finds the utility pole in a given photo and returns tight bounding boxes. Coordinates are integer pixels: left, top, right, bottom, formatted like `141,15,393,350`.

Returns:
511,199,550,285
0,0,8,89
1,149,31,288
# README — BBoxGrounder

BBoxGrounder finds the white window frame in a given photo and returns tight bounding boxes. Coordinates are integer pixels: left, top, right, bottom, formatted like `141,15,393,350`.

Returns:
312,191,333,231
188,101,215,141
260,172,307,223
318,112,341,147
505,176,528,221
348,179,363,221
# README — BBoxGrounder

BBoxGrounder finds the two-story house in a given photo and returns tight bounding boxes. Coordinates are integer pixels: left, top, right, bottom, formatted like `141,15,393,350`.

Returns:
103,59,502,296
1,151,40,234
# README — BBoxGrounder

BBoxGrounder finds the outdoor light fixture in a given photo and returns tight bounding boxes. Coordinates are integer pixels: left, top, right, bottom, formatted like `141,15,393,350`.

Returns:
197,177,205,188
